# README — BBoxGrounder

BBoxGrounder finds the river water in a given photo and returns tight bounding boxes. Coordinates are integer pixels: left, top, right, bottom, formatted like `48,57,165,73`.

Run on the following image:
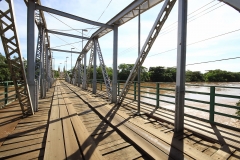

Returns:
122,82,240,128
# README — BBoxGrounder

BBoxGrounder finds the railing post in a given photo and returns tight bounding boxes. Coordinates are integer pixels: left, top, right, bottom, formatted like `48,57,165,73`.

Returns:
134,82,136,100
117,82,120,96
210,86,215,123
15,83,18,99
4,82,8,105
156,83,160,108
100,81,102,91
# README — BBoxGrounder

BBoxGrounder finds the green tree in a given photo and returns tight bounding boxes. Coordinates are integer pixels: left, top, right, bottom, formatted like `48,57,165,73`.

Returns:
0,53,11,81
118,63,149,81
186,70,204,82
204,70,239,82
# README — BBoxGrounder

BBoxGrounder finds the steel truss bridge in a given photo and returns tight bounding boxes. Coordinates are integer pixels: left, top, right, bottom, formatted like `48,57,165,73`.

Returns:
0,0,239,159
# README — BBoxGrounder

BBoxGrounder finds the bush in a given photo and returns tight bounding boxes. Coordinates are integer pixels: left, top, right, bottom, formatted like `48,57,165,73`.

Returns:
236,100,240,117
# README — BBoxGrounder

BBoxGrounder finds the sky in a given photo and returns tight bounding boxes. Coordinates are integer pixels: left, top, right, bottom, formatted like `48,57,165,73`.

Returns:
0,0,240,73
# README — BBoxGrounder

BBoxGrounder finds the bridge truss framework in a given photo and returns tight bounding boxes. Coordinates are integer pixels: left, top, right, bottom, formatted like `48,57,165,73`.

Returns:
0,0,239,134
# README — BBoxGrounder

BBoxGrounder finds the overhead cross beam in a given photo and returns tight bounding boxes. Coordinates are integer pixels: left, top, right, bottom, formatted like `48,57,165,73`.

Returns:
35,4,113,29
50,48,81,54
73,0,165,72
220,0,240,11
46,29,90,40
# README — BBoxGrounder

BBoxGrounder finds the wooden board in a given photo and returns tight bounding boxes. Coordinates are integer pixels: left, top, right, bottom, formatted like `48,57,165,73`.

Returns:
44,86,66,160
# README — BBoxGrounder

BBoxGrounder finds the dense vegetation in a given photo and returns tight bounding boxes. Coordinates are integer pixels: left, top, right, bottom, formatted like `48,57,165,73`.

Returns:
0,53,11,81
1,54,240,83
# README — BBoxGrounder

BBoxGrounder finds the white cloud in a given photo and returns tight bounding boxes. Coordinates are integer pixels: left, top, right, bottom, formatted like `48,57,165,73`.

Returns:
0,0,239,73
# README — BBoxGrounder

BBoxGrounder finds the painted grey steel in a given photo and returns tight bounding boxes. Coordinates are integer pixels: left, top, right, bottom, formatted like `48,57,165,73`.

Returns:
77,61,81,87
40,31,46,99
92,39,97,94
174,0,188,133
220,0,240,11
96,39,112,101
35,25,44,87
92,0,164,38
24,0,51,50
78,58,84,87
35,4,113,29
35,80,38,112
45,48,49,92
87,47,94,88
112,25,118,103
83,52,87,89
137,7,141,114
47,29,90,40
117,0,176,104
73,0,164,71
27,0,36,112
50,48,81,54
0,0,34,115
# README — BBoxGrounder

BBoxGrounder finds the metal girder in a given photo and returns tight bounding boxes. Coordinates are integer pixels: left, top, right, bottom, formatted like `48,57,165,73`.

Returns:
35,26,44,81
24,0,51,49
50,48,81,54
0,0,34,115
47,29,90,40
174,0,188,133
40,29,46,98
74,0,164,76
96,39,112,101
35,4,113,29
87,47,94,88
92,0,164,38
220,0,240,12
77,59,84,87
117,0,176,104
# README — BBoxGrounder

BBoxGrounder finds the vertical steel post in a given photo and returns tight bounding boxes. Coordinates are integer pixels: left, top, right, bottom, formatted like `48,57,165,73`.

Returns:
112,25,118,103
134,82,136,100
174,0,188,133
40,32,45,99
117,82,120,96
46,48,49,92
83,52,87,89
4,82,8,105
92,38,97,94
137,7,141,114
78,60,81,87
35,79,38,111
210,86,215,123
27,0,36,111
156,83,160,108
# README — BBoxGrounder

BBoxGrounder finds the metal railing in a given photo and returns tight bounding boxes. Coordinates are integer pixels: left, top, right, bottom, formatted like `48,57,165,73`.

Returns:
87,79,240,130
0,81,19,108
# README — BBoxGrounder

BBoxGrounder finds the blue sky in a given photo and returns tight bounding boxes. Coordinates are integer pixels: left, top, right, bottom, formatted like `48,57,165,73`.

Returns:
0,0,240,73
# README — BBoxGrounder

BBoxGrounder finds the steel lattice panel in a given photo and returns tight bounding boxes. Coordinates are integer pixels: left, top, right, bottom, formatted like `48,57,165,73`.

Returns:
0,0,34,115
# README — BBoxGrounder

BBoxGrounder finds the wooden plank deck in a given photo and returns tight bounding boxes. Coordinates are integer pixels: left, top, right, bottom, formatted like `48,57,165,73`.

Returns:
0,82,54,159
61,80,240,160
1,80,239,159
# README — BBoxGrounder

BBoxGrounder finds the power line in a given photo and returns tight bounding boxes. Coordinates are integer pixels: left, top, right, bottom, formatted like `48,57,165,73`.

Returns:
51,40,82,49
158,2,224,37
186,57,240,66
119,1,224,56
160,0,216,33
147,28,240,57
47,12,84,36
49,27,99,32
87,0,114,36
51,34,81,51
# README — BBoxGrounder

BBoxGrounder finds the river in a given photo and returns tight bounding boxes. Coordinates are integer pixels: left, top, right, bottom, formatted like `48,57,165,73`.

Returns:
121,82,240,128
